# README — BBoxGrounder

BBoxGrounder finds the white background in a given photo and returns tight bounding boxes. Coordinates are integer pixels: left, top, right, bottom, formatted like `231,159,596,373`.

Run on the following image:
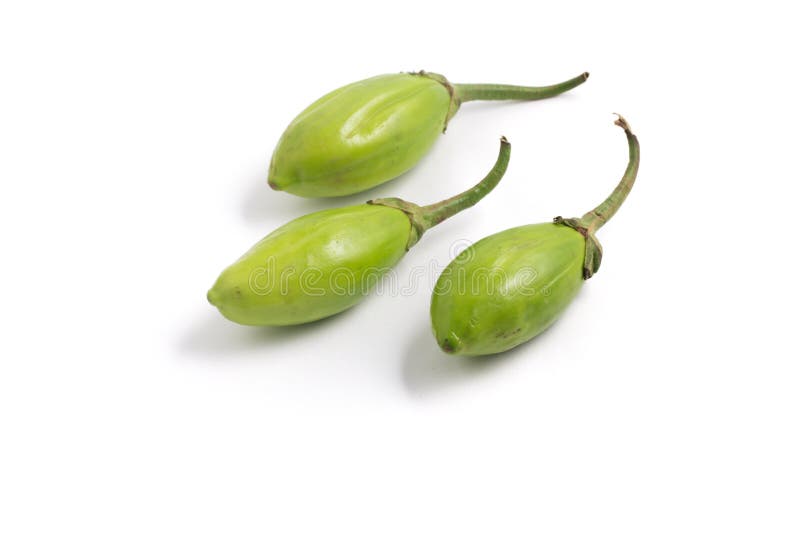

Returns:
2,1,798,532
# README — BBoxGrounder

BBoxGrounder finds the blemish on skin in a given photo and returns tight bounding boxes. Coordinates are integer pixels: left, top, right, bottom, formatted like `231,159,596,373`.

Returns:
495,327,522,339
440,332,462,354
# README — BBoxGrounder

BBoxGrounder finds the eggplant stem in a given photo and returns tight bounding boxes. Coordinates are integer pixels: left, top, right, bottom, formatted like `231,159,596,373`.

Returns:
578,114,640,234
454,72,589,103
418,137,511,230
367,137,510,249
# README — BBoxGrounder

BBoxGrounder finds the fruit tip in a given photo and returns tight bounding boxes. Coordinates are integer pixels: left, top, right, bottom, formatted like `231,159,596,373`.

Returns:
206,288,219,307
439,335,462,355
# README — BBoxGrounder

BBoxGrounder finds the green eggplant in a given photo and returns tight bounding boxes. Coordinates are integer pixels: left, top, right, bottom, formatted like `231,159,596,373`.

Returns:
209,138,511,326
430,116,640,356
268,71,587,197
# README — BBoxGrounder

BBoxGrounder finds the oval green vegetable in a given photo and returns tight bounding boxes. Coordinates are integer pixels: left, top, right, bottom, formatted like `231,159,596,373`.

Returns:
268,71,587,197
209,138,511,326
431,116,640,356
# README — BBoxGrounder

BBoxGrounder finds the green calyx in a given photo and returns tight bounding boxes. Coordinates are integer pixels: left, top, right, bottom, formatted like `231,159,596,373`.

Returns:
364,197,427,249
410,71,461,128
552,216,603,279
369,136,511,249
554,115,641,280
413,71,590,132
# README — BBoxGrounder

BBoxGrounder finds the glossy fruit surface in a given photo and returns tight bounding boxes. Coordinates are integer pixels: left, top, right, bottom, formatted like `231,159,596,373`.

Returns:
207,205,410,325
268,74,450,197
431,223,584,355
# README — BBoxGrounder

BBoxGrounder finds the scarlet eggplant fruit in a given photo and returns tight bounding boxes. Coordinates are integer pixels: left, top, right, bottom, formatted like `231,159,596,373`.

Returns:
268,71,587,197
430,116,640,356
209,138,511,326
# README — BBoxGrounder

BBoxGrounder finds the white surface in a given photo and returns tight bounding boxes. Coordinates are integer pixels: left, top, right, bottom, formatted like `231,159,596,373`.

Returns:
1,1,798,532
